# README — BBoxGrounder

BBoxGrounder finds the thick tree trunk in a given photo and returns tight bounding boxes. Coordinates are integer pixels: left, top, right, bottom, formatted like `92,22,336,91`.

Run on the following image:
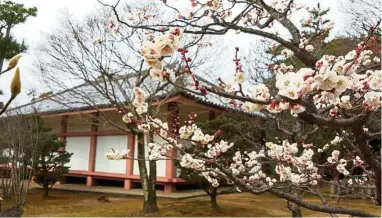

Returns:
287,190,302,217
291,208,303,217
43,180,49,197
210,187,219,209
147,160,159,212
136,133,158,214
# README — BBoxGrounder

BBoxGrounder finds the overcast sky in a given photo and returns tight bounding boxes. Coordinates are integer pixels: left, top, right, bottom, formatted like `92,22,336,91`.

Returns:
0,0,348,107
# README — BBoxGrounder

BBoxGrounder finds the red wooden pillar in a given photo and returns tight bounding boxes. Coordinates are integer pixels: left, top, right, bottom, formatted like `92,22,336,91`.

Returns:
56,115,68,185
87,113,98,187
124,133,135,189
165,102,179,193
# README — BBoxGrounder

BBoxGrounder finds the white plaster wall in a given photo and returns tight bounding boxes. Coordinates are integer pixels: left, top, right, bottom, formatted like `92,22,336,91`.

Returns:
133,135,147,175
95,136,127,174
133,135,166,177
153,135,167,177
65,137,90,171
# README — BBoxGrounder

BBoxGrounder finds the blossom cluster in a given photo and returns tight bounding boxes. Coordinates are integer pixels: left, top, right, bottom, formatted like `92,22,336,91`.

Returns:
267,47,381,115
138,26,380,117
122,112,134,124
266,141,321,185
298,38,314,52
133,87,148,114
348,175,369,185
105,149,129,160
144,116,326,187
141,27,183,79
326,150,367,179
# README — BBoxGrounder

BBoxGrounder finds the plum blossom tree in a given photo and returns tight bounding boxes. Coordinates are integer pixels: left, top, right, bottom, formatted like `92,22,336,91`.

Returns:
175,115,264,209
243,6,379,202
36,3,223,214
99,0,381,217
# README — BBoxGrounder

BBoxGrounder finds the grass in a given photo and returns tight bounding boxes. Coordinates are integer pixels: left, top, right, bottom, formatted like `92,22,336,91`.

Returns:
1,188,381,217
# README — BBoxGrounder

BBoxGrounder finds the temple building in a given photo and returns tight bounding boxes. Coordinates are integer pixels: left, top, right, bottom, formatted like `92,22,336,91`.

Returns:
8,75,247,192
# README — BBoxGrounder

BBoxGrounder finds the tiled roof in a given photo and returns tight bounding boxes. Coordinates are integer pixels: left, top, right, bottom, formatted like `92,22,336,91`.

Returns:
8,73,265,118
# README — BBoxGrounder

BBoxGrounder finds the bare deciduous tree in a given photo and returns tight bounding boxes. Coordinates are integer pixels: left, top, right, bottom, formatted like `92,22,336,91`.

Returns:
33,4,222,214
0,111,42,206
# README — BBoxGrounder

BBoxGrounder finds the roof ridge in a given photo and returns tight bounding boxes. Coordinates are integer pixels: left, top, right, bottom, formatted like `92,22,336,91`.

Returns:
9,72,141,111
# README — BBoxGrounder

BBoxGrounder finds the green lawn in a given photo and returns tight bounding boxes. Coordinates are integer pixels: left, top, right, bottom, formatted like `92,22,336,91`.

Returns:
2,188,380,217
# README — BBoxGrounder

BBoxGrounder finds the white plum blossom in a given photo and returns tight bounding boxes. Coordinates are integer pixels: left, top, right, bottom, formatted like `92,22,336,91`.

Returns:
290,104,306,114
281,49,294,58
205,140,234,158
137,123,151,134
105,149,129,160
179,124,196,139
276,72,304,99
159,123,169,138
122,112,134,123
202,172,220,187
224,82,235,93
279,101,290,110
180,154,205,169
141,28,183,70
305,45,314,52
133,87,148,114
190,128,214,144
368,70,381,90
266,103,282,113
338,95,352,109
345,50,357,60
252,84,270,100
363,91,381,110
150,68,165,81
327,150,340,163
363,59,371,66
136,102,148,114
235,71,246,84
330,136,343,145
336,162,349,176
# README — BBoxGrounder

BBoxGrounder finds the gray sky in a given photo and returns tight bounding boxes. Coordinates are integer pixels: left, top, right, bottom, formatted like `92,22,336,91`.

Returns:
0,0,347,107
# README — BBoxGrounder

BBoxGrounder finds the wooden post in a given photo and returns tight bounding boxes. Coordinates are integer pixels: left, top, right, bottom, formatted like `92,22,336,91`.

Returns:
124,133,135,189
87,112,99,187
165,102,179,193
